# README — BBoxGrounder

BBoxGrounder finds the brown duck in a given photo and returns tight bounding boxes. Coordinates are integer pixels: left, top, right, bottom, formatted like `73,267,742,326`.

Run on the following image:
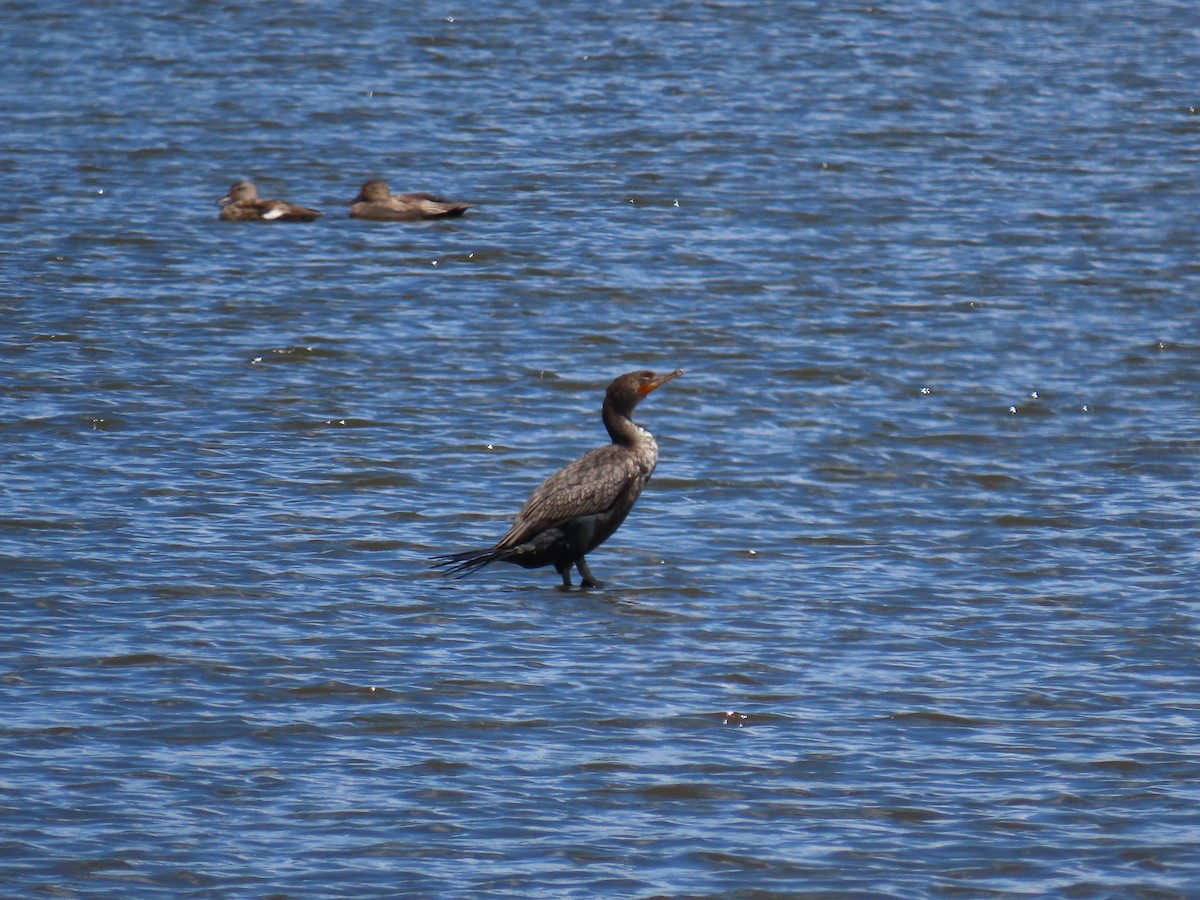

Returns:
218,180,322,222
349,179,470,221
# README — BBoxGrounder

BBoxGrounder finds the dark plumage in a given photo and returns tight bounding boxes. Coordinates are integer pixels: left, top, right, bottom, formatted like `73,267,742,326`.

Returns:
434,369,683,589
349,179,471,221
218,180,322,222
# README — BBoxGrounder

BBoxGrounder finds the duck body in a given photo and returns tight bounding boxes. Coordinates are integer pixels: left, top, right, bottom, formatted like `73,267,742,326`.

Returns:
350,179,470,221
218,180,322,222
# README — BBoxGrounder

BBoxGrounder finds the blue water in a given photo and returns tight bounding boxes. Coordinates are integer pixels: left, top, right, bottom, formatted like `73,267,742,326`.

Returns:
3,0,1200,895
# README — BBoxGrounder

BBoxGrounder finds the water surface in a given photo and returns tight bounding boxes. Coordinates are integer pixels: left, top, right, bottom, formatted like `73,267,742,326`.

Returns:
3,0,1199,895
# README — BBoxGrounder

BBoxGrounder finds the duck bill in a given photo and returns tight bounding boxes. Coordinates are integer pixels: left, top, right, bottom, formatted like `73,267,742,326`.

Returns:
639,368,684,396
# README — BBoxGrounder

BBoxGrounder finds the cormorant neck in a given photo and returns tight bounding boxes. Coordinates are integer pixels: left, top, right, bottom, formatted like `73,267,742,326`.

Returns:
602,398,643,447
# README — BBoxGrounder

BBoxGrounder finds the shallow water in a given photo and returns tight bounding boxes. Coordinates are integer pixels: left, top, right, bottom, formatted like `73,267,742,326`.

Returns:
3,0,1200,896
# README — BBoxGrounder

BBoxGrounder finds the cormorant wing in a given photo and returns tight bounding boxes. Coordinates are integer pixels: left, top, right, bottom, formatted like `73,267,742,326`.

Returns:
495,446,640,550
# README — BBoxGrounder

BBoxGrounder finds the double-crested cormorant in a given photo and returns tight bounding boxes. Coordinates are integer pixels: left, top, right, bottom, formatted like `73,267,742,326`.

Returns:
349,179,471,221
218,180,322,222
434,369,683,588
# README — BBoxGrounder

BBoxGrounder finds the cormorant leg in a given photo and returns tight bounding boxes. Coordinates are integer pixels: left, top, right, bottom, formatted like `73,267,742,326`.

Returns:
555,560,573,589
576,557,603,589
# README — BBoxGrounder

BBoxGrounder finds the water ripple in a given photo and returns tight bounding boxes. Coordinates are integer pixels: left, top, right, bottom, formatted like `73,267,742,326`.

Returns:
3,0,1199,896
